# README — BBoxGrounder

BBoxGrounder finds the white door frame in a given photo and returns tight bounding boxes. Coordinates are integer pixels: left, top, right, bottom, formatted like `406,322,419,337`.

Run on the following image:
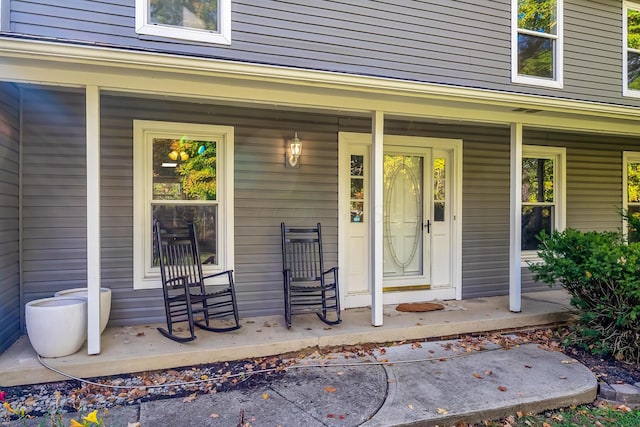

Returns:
339,132,463,312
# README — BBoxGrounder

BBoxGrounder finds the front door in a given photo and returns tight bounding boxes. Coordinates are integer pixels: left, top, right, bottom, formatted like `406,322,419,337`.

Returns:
382,150,430,289
339,133,460,308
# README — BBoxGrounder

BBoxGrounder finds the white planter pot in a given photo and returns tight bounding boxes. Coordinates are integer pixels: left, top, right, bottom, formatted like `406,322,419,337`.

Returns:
25,297,87,358
54,287,112,333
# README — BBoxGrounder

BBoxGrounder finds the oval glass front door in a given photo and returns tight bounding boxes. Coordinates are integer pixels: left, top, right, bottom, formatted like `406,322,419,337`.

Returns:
383,154,423,277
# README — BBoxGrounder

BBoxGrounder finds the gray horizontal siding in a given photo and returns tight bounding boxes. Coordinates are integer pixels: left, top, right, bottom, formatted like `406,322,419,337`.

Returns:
7,0,640,108
0,82,21,354
100,93,341,323
20,88,89,307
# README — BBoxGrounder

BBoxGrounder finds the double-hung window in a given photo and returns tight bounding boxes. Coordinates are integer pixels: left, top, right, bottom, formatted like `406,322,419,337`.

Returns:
521,146,565,258
133,120,235,289
135,0,231,44
512,0,563,88
624,2,640,96
623,152,640,241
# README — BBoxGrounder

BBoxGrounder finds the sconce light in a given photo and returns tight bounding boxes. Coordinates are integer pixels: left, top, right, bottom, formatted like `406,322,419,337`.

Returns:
285,132,303,168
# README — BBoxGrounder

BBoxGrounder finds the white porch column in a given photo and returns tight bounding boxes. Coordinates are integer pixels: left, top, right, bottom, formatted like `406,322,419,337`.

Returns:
86,85,102,354
509,123,523,313
371,111,384,326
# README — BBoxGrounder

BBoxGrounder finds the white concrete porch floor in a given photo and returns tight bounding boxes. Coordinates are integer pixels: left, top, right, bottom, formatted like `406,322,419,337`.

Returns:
0,290,574,387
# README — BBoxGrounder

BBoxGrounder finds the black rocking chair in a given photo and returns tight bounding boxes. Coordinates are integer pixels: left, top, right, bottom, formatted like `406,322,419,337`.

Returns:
154,219,241,342
281,222,341,328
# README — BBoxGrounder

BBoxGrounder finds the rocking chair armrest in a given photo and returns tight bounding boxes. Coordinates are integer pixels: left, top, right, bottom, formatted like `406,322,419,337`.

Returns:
202,269,234,281
322,266,339,276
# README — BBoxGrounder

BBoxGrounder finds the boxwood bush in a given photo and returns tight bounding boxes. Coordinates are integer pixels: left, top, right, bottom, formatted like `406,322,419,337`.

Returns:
529,228,640,364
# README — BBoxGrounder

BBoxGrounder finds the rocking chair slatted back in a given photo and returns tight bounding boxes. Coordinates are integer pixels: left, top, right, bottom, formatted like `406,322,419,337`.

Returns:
159,226,202,291
284,237,322,282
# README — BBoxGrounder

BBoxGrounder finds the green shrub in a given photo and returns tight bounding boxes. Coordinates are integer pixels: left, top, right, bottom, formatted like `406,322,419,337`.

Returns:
529,228,640,364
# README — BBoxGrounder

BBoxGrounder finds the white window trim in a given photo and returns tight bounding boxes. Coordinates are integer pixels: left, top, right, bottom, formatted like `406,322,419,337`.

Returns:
133,120,235,290
135,0,231,45
622,151,640,239
521,145,566,262
511,0,564,88
0,0,9,32
623,2,640,97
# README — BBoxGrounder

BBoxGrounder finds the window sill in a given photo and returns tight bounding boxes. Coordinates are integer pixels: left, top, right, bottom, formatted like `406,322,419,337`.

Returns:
512,75,563,89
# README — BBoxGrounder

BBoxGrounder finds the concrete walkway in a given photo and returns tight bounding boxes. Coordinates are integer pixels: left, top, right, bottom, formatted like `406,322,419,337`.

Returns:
7,338,598,427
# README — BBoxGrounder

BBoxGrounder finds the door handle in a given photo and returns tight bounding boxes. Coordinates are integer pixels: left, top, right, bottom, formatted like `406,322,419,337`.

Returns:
424,219,431,233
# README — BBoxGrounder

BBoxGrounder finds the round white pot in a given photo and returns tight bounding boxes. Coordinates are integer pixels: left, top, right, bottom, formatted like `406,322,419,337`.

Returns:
25,297,87,358
54,287,112,333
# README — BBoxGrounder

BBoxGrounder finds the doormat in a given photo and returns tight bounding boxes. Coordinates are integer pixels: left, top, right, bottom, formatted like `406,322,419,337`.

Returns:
396,302,445,312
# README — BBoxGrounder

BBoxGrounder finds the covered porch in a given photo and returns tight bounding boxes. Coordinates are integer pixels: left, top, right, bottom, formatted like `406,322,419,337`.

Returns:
0,290,573,387
2,38,640,367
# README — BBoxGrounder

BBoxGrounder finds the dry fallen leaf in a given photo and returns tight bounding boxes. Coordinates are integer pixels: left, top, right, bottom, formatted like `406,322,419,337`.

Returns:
484,370,493,376
324,386,337,393
472,373,483,379
437,408,448,414
407,404,414,410
262,393,269,400
498,386,508,392
183,392,197,403
210,413,220,419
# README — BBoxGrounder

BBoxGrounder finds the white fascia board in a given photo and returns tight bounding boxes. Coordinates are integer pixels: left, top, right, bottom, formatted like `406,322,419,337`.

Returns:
0,38,639,130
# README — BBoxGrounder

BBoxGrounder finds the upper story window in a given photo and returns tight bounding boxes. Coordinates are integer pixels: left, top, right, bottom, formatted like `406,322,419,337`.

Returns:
133,120,235,289
512,0,563,88
624,2,640,97
135,0,231,45
521,145,566,259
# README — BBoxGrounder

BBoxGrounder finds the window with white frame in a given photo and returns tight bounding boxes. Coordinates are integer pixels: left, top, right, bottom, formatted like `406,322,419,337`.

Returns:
521,146,565,256
133,120,234,289
624,2,640,96
135,0,231,45
512,0,563,88
623,152,640,241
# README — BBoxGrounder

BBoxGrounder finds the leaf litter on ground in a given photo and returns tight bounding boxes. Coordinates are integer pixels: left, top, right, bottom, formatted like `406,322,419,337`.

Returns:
1,326,638,422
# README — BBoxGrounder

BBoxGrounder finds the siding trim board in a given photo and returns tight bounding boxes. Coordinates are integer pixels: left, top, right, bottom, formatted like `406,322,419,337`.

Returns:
0,38,639,137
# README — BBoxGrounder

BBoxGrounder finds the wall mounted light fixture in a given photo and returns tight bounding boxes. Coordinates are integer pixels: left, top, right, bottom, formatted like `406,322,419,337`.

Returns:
285,132,303,168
